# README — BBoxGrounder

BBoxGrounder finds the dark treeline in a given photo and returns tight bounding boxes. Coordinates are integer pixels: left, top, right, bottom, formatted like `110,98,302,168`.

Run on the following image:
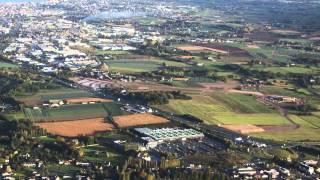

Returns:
118,157,228,180
0,68,60,97
103,87,191,105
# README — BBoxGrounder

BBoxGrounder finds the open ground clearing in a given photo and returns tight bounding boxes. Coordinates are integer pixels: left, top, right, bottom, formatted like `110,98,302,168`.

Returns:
176,45,229,54
70,76,239,95
176,44,251,61
104,59,188,73
17,88,92,106
270,29,301,35
252,115,320,141
246,44,260,49
113,113,170,128
156,94,288,125
36,118,114,137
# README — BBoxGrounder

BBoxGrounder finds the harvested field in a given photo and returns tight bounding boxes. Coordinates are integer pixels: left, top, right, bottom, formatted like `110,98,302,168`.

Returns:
245,32,280,43
64,97,113,104
309,36,320,41
200,80,239,92
37,118,114,137
113,113,169,128
221,124,265,134
270,29,301,35
227,89,264,97
196,43,251,57
174,56,194,59
246,44,260,49
177,45,228,54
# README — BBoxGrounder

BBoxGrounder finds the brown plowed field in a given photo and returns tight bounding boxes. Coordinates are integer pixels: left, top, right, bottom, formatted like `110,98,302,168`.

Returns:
195,43,251,57
64,97,113,104
113,113,169,128
37,118,114,137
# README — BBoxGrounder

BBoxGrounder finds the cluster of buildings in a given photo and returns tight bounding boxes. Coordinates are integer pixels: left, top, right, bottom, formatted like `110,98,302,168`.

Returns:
231,166,287,179
121,104,153,114
265,95,302,105
231,160,319,179
298,160,320,175
135,127,204,148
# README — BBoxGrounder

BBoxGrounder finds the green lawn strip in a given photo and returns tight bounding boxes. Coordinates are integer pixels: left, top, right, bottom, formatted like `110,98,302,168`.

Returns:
0,61,18,68
213,113,289,125
299,115,320,128
253,66,317,74
96,50,131,55
252,127,320,142
47,165,80,176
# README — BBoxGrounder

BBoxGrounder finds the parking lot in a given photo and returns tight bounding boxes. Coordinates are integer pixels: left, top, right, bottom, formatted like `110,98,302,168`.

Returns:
153,137,227,157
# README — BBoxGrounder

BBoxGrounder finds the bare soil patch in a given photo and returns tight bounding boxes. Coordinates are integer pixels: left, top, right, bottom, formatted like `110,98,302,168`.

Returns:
177,45,229,54
221,124,265,134
258,125,299,132
227,89,264,97
246,44,260,49
196,43,251,57
37,118,114,137
113,113,169,128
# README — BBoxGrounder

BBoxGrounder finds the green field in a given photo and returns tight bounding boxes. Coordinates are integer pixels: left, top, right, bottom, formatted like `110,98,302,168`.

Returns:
24,102,123,122
260,86,307,98
300,115,320,128
96,50,131,56
16,88,93,105
0,61,18,68
213,113,289,125
156,94,288,125
47,165,80,176
211,93,275,113
252,115,320,141
104,59,188,73
251,65,318,74
135,17,167,25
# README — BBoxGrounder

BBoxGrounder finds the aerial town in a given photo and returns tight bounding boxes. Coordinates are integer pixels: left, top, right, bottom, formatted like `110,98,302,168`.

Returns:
0,0,320,179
